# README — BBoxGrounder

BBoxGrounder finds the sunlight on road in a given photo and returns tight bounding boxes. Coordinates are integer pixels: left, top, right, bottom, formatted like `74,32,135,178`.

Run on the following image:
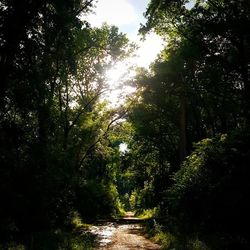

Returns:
89,212,160,249
90,223,117,247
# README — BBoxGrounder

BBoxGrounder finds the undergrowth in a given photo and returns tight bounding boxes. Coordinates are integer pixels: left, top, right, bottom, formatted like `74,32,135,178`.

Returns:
0,212,96,250
143,219,210,250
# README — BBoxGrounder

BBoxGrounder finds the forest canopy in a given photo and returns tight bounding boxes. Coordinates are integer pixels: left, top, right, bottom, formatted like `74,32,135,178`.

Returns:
0,0,250,249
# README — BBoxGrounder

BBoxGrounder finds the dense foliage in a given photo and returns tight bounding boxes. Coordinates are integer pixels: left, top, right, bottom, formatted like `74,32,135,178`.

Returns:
0,0,132,247
124,0,250,249
167,130,250,248
1,0,250,249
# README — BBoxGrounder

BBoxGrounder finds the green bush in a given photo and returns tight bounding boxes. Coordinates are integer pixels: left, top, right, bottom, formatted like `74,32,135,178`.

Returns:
166,129,250,249
75,180,119,220
0,229,95,250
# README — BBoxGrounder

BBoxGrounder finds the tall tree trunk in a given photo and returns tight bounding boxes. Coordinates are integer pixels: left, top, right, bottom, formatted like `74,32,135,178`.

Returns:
179,94,187,163
238,31,250,123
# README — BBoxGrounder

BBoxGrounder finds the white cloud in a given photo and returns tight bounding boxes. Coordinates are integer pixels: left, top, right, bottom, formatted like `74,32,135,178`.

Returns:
85,0,138,27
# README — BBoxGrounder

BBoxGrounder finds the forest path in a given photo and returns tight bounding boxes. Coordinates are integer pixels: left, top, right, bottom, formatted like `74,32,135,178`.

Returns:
90,212,160,249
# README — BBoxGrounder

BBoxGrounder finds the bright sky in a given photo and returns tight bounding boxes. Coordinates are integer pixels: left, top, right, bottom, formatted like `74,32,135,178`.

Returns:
83,0,164,106
119,142,129,154
86,0,164,68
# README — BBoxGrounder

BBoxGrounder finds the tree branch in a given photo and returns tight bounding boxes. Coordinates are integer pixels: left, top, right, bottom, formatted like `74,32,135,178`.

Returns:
78,108,129,167
68,89,106,133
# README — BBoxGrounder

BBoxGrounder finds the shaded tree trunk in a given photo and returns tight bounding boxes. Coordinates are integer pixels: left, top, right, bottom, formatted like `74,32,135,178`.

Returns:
179,94,187,163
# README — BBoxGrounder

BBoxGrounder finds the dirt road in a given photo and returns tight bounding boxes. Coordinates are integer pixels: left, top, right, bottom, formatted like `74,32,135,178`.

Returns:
90,212,160,250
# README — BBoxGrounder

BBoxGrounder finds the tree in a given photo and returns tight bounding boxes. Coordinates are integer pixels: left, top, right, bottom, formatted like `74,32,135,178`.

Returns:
143,0,250,122
0,0,134,245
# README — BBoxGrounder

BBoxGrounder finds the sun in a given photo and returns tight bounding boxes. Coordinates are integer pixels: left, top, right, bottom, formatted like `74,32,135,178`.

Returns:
102,61,136,107
103,33,164,107
106,61,131,87
108,66,125,83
